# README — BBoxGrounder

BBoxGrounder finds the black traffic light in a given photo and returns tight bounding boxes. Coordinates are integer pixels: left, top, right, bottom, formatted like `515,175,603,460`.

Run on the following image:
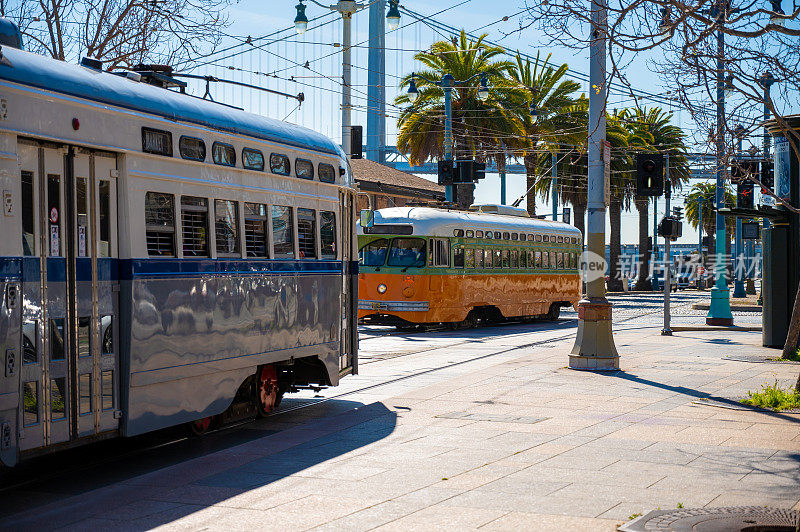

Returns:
672,206,683,220
636,153,664,196
562,207,571,224
761,160,774,194
455,159,487,183
350,125,363,159
702,236,711,248
742,221,760,239
737,181,755,209
437,160,455,185
473,161,486,181
657,217,683,240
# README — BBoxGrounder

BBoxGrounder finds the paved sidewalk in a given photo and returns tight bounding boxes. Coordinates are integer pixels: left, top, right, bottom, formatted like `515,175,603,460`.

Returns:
7,325,800,531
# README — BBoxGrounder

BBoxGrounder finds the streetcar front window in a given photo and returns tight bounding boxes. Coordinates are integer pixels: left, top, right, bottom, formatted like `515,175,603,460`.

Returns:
387,238,426,268
359,238,389,266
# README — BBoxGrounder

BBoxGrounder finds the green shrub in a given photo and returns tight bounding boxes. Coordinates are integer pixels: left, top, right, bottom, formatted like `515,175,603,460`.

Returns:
741,381,800,411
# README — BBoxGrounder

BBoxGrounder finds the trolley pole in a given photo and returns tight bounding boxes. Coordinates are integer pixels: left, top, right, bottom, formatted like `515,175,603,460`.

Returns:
663,153,672,335
569,0,619,370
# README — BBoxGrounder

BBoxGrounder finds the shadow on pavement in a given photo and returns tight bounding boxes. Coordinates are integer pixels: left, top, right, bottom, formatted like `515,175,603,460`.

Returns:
3,401,398,528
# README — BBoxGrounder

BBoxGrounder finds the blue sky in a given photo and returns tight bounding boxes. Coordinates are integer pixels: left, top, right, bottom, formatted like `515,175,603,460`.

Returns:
189,0,758,245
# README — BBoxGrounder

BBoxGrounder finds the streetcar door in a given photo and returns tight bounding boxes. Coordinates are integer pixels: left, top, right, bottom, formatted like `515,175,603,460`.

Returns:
339,191,356,375
71,149,119,439
16,142,71,451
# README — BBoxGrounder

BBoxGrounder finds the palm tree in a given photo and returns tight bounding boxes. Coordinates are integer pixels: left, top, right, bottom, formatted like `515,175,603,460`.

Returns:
606,111,637,292
685,181,736,259
506,52,583,216
623,107,691,291
395,31,524,208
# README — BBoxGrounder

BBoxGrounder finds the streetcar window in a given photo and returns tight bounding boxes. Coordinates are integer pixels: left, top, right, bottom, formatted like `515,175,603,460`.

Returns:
212,142,236,167
271,206,294,258
270,153,291,175
511,233,518,241
387,238,426,267
318,163,336,183
502,232,510,240
527,234,534,241
102,316,113,355
79,373,92,415
511,249,519,268
501,249,510,268
50,318,65,361
557,236,564,243
99,180,111,257
215,200,240,256
78,317,90,358
21,170,34,255
476,230,483,238
528,250,535,269
102,370,114,411
465,248,475,268
535,251,542,269
23,381,38,426
145,192,175,257
535,234,542,242
542,235,549,243
320,211,337,259
520,249,527,268
295,159,314,180
570,252,577,269
359,238,388,267
179,136,206,161
77,177,88,257
430,238,450,267
551,251,557,269
181,196,209,257
297,208,316,258
242,148,265,171
478,249,486,269
453,229,464,237
557,252,564,269
493,249,502,268
244,203,268,258
466,230,474,238
51,378,66,420
142,127,172,156
454,246,465,268
22,320,37,364
48,174,61,256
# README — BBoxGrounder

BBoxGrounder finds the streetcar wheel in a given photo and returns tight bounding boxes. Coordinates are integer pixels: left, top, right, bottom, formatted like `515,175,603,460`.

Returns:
460,311,478,329
257,365,279,417
545,304,561,321
189,416,213,436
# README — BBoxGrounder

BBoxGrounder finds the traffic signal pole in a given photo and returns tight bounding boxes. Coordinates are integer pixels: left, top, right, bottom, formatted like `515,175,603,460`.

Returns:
663,154,672,335
569,0,619,370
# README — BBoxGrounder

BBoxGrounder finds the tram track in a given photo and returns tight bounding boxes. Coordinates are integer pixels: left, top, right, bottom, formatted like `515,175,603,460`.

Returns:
0,298,697,507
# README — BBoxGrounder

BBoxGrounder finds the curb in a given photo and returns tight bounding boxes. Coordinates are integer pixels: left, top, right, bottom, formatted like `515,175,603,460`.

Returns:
670,325,762,332
691,303,762,312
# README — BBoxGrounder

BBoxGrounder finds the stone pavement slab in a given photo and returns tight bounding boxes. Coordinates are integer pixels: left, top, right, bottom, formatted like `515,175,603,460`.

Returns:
5,321,800,531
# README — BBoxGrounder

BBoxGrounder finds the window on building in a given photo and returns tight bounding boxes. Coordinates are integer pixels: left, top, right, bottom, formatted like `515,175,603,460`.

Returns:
271,206,294,258
181,196,209,257
297,208,316,258
142,127,172,156
270,153,291,175
244,203,268,258
215,200,240,256
320,211,337,259
179,136,206,161
430,238,450,267
242,148,265,171
318,163,336,183
212,142,236,167
296,159,314,180
145,192,175,256
454,246,465,268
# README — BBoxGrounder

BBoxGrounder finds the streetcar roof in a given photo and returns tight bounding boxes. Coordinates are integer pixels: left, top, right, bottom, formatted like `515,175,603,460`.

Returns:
357,206,582,238
0,47,343,157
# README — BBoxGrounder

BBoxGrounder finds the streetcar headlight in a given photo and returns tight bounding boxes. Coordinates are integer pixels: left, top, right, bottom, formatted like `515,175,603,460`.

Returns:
377,283,387,294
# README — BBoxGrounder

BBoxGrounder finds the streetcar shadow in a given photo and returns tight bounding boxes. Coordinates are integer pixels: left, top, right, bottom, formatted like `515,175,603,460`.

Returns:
3,401,398,529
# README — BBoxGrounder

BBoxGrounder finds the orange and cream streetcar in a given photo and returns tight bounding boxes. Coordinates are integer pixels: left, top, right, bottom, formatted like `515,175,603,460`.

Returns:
357,204,582,328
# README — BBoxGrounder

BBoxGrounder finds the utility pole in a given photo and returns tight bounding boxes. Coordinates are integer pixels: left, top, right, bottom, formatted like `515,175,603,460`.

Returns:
663,153,672,335
366,0,386,163
653,197,659,290
569,0,619,370
698,200,704,289
707,0,734,325
733,126,746,297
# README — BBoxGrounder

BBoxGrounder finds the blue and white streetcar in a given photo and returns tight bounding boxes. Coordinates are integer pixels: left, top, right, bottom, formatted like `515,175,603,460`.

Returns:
0,28,358,466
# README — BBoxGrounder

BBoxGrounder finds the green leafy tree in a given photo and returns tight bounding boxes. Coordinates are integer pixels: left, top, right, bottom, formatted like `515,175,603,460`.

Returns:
395,31,523,208
684,181,735,260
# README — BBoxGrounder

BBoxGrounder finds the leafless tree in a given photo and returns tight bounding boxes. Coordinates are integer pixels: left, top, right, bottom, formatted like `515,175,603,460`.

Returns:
0,0,231,70
520,0,800,374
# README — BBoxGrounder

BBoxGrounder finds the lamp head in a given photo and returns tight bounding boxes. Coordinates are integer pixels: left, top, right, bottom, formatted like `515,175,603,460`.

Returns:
407,75,419,103
294,1,309,34
477,74,489,102
386,0,401,31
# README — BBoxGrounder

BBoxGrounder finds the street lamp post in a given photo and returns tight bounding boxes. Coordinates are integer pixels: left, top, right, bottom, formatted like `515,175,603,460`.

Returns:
569,0,619,370
733,124,746,298
407,72,489,203
707,0,734,325
294,0,400,157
